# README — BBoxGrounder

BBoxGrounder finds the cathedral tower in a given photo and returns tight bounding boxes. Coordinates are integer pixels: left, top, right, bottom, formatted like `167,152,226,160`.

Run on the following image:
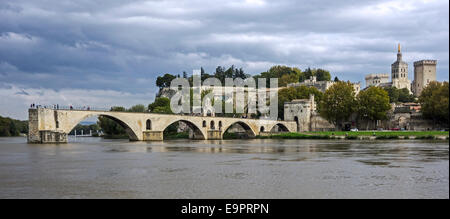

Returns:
391,43,411,92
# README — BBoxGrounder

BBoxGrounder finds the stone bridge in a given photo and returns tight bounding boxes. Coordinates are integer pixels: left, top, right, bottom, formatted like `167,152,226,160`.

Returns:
28,108,297,143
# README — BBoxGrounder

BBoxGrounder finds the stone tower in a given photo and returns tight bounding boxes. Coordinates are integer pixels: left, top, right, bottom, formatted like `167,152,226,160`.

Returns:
391,43,411,92
412,60,437,96
284,95,315,132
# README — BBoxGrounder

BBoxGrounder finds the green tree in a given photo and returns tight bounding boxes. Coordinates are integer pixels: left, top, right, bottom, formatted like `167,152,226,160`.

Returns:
279,73,300,87
334,76,340,82
127,104,146,112
298,68,331,82
0,116,28,137
357,86,391,130
398,88,415,102
254,65,302,87
315,69,331,81
97,106,127,137
383,87,399,103
299,67,313,82
383,87,415,103
156,73,176,88
148,97,173,114
419,81,449,127
319,81,357,130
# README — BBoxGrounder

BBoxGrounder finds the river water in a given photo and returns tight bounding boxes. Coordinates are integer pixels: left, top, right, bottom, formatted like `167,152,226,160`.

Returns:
0,137,448,199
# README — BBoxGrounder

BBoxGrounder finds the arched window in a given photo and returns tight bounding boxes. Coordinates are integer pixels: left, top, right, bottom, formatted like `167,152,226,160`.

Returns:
218,121,222,130
146,119,152,130
210,121,215,130
260,126,265,132
203,120,207,127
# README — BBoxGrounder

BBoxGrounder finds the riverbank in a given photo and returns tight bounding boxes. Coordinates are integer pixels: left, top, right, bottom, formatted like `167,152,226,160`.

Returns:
257,131,449,140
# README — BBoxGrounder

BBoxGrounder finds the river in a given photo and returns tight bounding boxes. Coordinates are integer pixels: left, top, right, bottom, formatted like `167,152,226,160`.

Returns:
0,137,448,198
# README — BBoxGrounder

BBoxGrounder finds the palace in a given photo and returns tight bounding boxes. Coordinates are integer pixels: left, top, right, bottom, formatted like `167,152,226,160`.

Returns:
364,44,437,96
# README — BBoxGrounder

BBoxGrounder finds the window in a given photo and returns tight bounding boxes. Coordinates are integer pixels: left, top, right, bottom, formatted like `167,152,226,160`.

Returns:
210,121,215,130
202,120,206,127
146,119,152,130
260,126,265,132
218,121,222,130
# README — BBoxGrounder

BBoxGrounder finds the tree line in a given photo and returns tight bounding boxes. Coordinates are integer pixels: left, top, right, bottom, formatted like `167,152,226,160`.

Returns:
156,65,333,89
0,116,28,137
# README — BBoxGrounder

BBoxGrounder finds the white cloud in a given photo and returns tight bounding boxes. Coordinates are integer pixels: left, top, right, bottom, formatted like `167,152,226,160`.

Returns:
0,0,448,119
0,84,155,120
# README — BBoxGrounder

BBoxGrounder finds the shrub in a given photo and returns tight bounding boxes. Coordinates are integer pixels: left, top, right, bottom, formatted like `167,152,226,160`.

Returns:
415,135,435,140
375,135,399,140
345,135,358,140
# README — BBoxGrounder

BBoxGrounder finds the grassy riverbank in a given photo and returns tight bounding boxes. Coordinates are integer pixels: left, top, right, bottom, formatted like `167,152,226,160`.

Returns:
306,131,448,137
257,131,449,140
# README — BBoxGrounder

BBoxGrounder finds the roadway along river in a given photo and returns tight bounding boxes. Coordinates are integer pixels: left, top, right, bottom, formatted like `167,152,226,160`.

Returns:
0,137,448,198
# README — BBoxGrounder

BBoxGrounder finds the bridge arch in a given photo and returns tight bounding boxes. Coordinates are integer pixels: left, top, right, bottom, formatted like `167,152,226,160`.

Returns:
222,121,257,138
269,123,291,133
64,112,140,141
161,119,206,140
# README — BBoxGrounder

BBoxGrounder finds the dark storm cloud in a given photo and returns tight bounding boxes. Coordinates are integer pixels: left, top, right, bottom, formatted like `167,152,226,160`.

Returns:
0,0,449,119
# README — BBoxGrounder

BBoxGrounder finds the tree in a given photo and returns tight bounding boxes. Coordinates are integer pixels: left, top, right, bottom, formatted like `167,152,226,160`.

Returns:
383,87,399,103
156,73,176,88
357,86,391,130
183,71,187,78
98,106,127,136
148,97,173,114
128,104,146,113
0,116,26,137
298,68,331,82
419,81,449,127
299,67,312,82
383,87,415,103
279,73,300,87
319,81,357,130
315,69,331,81
254,65,302,87
398,88,415,102
334,76,340,82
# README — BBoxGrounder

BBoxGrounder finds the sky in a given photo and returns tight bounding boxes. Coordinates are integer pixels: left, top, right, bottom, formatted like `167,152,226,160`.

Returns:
0,0,449,120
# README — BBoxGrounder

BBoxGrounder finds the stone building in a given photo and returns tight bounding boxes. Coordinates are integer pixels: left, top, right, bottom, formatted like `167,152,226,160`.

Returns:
412,60,437,96
365,73,389,87
391,43,411,92
287,76,361,94
284,95,334,131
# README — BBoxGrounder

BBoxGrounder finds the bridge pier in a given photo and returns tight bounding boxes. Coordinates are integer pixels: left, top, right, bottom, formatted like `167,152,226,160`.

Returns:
207,130,222,140
28,108,68,143
143,131,164,141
